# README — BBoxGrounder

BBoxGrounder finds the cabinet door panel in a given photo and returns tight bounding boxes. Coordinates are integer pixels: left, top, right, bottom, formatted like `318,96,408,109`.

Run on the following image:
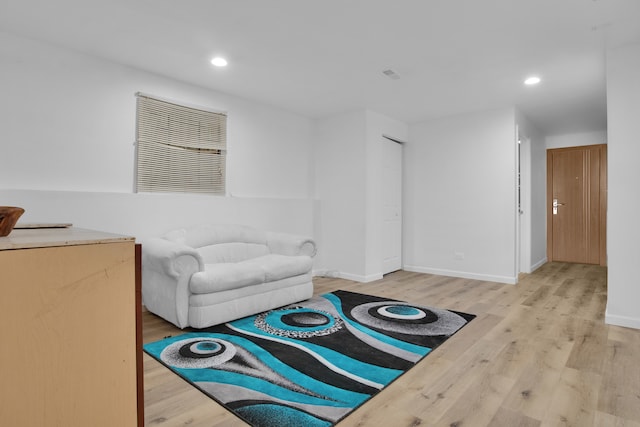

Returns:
0,242,137,427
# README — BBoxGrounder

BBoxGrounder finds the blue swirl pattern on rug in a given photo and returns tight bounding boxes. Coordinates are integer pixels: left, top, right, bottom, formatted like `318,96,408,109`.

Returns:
144,290,475,427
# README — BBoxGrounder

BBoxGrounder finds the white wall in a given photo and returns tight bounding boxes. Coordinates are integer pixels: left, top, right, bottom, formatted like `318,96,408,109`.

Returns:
0,189,315,240
546,130,607,150
405,108,518,283
313,109,408,282
0,31,315,238
605,42,640,329
313,111,367,279
3,29,621,294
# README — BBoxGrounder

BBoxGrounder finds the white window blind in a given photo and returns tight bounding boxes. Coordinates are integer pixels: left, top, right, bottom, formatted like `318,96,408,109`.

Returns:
135,94,227,194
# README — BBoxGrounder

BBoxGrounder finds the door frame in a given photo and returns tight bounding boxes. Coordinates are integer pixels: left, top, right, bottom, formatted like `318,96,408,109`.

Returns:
546,144,607,266
517,130,532,275
381,134,404,275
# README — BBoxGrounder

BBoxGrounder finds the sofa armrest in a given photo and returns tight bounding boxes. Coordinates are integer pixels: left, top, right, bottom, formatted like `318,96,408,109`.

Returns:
141,238,205,278
141,238,205,328
266,232,317,257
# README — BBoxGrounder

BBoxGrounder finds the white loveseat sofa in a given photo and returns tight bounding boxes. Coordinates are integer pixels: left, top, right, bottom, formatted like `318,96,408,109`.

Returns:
141,224,316,328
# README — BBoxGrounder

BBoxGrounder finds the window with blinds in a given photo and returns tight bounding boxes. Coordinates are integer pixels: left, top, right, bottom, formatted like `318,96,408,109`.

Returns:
135,94,227,194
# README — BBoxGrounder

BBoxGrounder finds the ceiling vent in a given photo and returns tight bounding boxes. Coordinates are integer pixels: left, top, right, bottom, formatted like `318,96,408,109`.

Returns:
382,69,401,80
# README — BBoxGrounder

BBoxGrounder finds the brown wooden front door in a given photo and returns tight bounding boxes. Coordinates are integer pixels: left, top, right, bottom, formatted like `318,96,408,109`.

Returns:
546,144,607,265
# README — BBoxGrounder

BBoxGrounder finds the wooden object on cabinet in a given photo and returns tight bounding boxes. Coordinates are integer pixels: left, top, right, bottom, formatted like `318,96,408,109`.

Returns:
0,206,24,236
0,228,138,427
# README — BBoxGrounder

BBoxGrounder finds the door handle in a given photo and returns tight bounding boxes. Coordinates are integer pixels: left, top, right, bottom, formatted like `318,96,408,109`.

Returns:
553,198,565,215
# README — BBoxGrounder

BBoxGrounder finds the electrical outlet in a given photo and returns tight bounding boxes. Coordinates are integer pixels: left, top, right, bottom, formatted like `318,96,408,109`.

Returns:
454,251,465,260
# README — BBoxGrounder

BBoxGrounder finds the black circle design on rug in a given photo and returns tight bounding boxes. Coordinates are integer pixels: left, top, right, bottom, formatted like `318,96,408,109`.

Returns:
160,337,236,368
281,311,331,327
255,308,344,338
350,301,466,336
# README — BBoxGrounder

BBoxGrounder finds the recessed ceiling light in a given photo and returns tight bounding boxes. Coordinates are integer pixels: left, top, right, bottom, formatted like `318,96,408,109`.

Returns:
524,76,541,85
210,57,228,67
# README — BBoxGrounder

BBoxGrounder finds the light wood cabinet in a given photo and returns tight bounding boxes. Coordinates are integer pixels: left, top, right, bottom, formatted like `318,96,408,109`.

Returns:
0,228,139,427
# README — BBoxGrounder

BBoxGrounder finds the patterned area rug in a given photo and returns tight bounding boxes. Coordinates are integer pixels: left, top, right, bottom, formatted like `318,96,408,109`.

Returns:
144,290,475,427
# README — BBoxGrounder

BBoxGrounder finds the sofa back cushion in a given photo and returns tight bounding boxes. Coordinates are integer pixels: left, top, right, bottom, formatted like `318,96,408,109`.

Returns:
162,224,268,248
162,224,271,263
198,242,270,264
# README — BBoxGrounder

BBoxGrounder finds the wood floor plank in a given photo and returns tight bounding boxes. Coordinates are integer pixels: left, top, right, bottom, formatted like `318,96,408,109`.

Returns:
489,407,541,427
404,338,508,422
500,337,574,421
597,331,640,422
541,367,600,426
431,370,515,427
142,262,640,426
565,319,608,374
594,411,640,427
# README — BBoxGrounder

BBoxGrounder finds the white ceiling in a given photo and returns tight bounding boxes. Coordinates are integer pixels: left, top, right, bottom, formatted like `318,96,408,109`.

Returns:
2,0,640,135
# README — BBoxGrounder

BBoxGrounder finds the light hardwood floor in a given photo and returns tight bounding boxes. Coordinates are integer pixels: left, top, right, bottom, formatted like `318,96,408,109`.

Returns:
143,262,640,426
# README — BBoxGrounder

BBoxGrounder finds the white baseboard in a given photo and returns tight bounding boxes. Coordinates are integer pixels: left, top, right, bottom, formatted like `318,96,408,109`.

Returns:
339,272,384,283
605,312,640,330
312,269,332,278
529,257,547,273
403,265,517,285
313,270,383,283
316,266,516,285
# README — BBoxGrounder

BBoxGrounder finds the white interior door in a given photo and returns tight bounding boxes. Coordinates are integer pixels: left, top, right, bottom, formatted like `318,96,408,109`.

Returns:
381,136,403,274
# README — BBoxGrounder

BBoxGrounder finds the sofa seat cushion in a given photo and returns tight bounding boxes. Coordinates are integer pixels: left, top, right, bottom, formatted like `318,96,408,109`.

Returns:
189,254,313,294
190,263,265,294
242,254,313,282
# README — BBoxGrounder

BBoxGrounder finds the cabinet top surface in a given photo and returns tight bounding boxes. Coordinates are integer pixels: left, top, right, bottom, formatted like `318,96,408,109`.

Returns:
0,227,134,250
